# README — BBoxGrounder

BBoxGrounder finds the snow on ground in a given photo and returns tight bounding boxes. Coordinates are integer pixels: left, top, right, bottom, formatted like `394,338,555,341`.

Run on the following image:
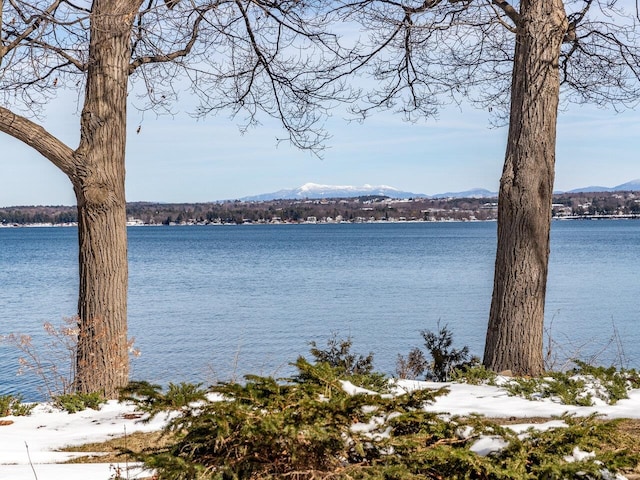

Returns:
396,379,640,419
2,382,640,480
0,400,167,480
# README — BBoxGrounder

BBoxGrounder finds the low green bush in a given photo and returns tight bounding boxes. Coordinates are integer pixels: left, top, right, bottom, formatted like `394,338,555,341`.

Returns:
124,358,637,480
0,394,34,416
503,360,640,406
451,363,497,385
126,358,449,479
54,392,106,413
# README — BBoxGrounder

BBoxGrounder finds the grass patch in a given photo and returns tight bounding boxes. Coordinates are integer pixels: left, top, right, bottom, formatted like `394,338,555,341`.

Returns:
61,430,174,464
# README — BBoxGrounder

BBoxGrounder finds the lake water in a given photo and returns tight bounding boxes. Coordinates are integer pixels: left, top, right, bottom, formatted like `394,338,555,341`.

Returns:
1,221,639,401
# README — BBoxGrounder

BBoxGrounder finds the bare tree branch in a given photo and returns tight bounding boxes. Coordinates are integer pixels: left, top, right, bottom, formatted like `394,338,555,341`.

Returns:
129,6,206,73
487,0,517,32
2,0,63,63
564,0,594,42
491,0,520,25
3,0,62,55
0,105,76,176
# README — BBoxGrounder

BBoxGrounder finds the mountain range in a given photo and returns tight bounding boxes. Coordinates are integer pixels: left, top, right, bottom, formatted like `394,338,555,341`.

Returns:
240,180,640,201
565,179,640,193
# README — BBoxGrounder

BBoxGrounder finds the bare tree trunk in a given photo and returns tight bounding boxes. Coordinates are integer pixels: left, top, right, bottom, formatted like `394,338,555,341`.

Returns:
70,0,142,397
73,189,128,397
483,0,568,376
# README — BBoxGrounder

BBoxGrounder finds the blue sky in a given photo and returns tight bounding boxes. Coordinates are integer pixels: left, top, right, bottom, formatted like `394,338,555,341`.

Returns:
1,92,638,207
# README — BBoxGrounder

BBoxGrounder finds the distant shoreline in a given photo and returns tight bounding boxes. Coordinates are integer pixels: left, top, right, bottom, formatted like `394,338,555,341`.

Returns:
2,215,640,229
2,191,639,226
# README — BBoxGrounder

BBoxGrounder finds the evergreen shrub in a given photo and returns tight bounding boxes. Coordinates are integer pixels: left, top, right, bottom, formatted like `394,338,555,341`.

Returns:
397,322,478,382
123,362,637,479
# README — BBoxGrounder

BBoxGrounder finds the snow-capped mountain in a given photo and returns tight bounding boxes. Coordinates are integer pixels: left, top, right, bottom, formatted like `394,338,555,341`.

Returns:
239,179,640,202
241,183,426,201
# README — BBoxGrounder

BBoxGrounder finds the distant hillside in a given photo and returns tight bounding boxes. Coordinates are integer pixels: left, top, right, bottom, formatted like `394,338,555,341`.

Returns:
566,179,640,193
431,188,497,199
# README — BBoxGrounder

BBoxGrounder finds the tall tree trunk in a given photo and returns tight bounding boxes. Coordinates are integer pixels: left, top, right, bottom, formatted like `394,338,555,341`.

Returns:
70,0,141,397
483,0,568,376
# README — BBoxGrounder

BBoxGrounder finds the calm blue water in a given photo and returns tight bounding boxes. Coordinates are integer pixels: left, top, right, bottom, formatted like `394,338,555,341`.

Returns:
1,221,639,401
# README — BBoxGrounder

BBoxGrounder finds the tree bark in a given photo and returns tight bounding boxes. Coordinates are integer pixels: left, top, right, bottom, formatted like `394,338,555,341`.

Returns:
483,0,568,376
70,0,142,397
0,0,142,397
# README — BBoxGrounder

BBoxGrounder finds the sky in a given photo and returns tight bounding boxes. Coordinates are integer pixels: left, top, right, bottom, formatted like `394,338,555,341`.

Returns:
2,379,640,479
1,89,639,207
